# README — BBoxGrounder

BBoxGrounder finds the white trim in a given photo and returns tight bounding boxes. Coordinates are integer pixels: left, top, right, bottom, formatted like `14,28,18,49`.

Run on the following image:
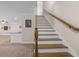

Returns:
59,35,79,57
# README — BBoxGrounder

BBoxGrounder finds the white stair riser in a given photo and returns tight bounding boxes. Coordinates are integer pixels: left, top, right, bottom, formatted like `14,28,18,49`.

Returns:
38,30,56,32
37,24,50,26
38,26,51,27
38,27,52,29
37,21,49,23
39,32,57,34
37,24,51,26
37,24,50,25
39,36,59,38
38,29,55,31
38,41,63,44
38,22,49,24
34,48,68,53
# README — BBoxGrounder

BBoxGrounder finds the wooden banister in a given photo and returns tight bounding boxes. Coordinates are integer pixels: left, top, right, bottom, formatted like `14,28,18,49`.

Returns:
44,9,79,31
34,15,38,57
35,28,38,57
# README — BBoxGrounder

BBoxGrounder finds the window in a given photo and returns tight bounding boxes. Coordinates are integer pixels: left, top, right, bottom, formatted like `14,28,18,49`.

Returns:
37,1,43,15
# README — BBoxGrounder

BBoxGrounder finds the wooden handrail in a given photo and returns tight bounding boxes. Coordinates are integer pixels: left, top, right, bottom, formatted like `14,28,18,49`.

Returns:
44,9,79,31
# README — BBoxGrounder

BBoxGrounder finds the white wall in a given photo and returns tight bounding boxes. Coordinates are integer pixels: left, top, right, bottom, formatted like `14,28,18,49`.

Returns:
44,1,79,29
0,1,36,33
22,16,35,43
0,23,22,33
44,1,79,56
0,1,36,43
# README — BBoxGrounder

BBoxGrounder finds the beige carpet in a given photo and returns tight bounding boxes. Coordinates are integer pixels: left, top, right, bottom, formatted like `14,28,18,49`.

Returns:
0,44,34,57
0,35,34,57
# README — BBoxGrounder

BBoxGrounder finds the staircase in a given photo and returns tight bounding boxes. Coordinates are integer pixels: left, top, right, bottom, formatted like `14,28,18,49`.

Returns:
34,16,73,57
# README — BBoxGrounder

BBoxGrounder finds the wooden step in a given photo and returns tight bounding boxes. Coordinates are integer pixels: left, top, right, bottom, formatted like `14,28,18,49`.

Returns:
35,44,68,49
33,52,73,57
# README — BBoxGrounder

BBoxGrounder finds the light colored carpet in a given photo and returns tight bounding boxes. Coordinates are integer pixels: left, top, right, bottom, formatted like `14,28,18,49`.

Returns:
0,44,34,57
0,35,34,57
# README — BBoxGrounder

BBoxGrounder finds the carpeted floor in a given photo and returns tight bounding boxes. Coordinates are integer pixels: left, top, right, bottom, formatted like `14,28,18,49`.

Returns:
0,44,34,57
0,35,34,57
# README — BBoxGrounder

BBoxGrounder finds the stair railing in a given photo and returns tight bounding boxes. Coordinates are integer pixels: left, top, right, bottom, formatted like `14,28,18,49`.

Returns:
34,15,38,57
44,9,79,32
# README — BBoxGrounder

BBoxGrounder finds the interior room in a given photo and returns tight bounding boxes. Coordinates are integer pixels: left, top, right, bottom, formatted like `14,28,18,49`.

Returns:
0,1,78,57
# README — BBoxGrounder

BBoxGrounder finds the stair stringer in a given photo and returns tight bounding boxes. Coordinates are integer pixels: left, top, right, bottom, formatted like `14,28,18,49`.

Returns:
44,15,79,57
